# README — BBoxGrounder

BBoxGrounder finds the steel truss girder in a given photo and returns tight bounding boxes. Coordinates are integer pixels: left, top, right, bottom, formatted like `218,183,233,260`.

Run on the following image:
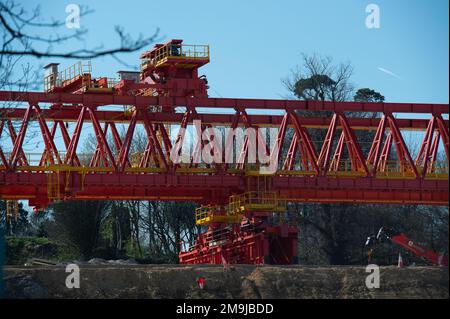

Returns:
0,90,447,113
2,107,447,130
0,172,448,205
0,91,448,206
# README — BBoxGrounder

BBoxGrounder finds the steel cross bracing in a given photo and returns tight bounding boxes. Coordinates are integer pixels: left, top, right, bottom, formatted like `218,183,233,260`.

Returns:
0,90,448,208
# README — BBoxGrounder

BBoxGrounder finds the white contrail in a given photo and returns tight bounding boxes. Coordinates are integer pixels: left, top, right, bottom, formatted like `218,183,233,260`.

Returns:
377,67,401,79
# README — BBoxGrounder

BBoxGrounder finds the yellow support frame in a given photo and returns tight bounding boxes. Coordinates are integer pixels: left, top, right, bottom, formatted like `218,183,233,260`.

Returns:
141,44,210,70
195,205,242,226
228,191,287,215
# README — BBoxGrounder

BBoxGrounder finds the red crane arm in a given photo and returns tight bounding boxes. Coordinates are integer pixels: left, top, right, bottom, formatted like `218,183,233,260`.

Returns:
390,234,449,266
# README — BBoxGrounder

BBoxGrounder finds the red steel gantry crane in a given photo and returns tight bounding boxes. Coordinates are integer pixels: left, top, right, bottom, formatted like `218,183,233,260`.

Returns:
0,40,448,264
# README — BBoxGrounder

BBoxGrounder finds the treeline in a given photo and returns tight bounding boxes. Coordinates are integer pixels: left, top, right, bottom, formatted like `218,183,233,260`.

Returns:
0,200,199,263
293,203,448,265
1,199,447,265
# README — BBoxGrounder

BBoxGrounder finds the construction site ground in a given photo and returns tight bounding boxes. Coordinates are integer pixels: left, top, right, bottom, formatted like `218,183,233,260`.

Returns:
3,265,448,299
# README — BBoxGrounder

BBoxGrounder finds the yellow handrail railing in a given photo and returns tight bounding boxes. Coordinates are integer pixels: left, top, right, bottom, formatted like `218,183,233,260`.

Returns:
141,44,209,69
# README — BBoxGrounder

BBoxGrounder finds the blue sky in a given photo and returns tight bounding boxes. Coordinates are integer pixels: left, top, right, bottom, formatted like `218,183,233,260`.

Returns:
19,0,449,103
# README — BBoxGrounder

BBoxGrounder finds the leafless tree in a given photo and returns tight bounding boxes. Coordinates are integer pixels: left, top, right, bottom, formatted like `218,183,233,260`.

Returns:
284,54,373,264
0,0,159,95
0,1,159,63
283,53,354,102
0,0,159,162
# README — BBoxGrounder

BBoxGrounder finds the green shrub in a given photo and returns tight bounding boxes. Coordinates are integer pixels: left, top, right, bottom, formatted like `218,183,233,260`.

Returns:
5,236,57,265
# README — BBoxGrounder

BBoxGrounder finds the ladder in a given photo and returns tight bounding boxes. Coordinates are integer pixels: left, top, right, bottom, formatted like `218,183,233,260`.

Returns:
6,200,19,223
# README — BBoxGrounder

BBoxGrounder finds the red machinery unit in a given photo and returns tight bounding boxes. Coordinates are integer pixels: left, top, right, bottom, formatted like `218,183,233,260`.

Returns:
1,40,449,265
366,227,449,266
179,223,298,265
138,39,209,98
179,191,299,265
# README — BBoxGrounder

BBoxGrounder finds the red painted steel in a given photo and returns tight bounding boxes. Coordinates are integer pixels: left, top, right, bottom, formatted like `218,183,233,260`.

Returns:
390,233,449,267
179,223,298,265
0,40,448,265
0,81,448,206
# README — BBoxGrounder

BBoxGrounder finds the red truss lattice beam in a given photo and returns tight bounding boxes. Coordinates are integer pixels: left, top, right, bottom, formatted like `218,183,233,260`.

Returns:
1,172,448,206
1,107,445,130
0,91,448,207
0,90,447,113
0,105,448,130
